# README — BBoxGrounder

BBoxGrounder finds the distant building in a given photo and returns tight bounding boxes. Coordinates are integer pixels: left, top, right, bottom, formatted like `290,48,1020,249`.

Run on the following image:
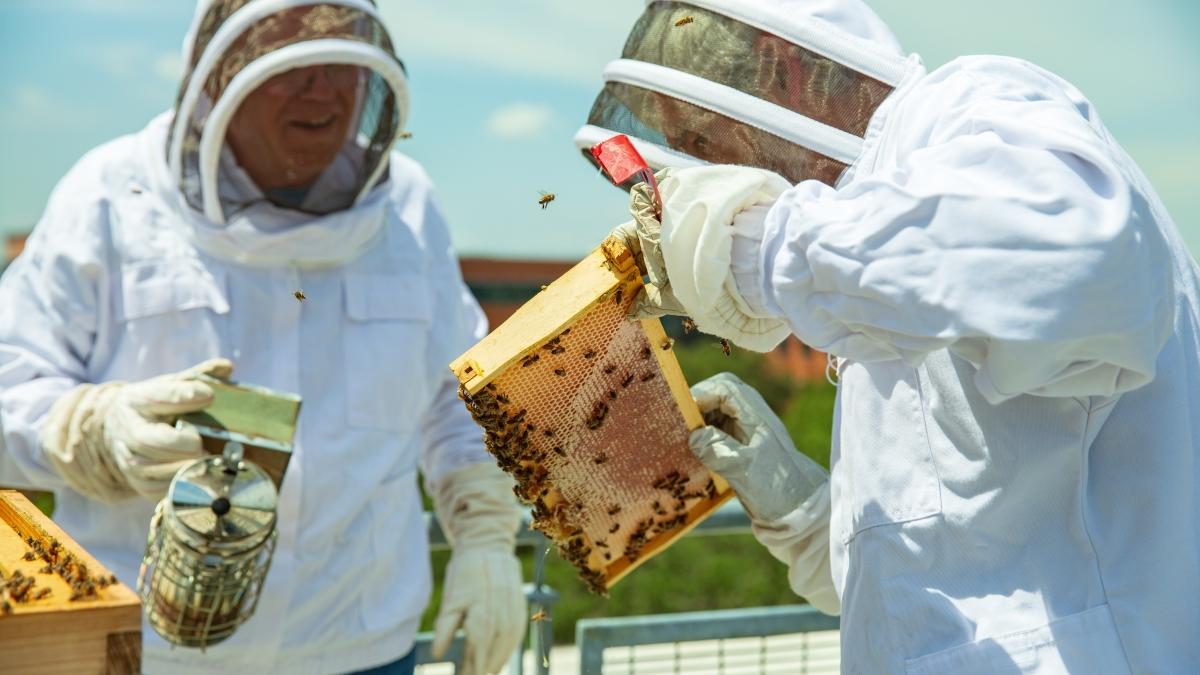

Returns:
2,232,28,274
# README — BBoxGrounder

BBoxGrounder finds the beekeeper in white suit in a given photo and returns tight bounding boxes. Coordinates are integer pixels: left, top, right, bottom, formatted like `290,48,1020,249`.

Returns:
590,1,1200,672
0,2,523,673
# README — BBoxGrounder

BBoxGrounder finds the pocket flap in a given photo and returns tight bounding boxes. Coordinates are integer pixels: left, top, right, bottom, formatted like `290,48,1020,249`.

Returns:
119,260,230,320
343,272,431,322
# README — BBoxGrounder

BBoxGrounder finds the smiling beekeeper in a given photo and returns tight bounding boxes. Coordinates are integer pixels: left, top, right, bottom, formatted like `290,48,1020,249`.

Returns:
584,1,1200,672
0,2,524,673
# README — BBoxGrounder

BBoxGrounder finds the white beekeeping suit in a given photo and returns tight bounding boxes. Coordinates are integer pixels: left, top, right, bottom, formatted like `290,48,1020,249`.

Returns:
0,2,523,673
586,1,1200,672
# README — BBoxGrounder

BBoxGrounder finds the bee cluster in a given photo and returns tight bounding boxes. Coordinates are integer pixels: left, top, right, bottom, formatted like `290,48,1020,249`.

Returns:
1,535,118,615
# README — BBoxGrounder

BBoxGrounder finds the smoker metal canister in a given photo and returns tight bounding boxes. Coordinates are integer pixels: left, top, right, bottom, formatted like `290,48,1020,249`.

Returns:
139,444,278,649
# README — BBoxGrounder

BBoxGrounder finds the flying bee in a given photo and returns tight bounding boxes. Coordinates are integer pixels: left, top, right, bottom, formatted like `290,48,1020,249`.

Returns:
398,131,414,139
682,318,697,334
675,15,695,27
293,289,306,302
531,610,548,622
538,192,556,209
720,338,732,356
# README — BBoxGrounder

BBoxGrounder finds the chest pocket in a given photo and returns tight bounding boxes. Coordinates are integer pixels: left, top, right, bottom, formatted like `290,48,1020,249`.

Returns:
342,272,431,431
835,360,941,541
116,259,230,370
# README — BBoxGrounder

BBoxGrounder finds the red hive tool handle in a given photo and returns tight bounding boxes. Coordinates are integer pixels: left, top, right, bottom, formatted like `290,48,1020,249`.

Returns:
592,134,662,220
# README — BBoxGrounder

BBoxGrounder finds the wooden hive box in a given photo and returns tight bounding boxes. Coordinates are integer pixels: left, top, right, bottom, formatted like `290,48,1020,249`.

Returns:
450,237,733,593
0,490,141,674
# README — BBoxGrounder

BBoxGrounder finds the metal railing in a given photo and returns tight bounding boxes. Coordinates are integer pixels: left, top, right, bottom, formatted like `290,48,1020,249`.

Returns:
415,501,838,674
576,605,840,674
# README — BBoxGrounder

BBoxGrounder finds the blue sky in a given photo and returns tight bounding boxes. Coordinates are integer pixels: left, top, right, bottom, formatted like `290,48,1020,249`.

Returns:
1,1,1197,260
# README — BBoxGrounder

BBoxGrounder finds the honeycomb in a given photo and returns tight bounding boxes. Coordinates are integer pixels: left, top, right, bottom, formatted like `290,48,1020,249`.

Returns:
453,240,732,593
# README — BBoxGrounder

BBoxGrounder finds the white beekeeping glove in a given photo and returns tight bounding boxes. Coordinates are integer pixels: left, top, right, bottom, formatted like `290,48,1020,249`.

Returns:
612,165,794,352
689,372,839,613
430,462,525,675
40,358,234,502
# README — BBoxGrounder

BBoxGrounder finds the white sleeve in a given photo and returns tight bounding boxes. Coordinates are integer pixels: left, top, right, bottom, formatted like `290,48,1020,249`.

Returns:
0,195,108,489
749,483,839,615
415,190,493,494
755,64,1174,403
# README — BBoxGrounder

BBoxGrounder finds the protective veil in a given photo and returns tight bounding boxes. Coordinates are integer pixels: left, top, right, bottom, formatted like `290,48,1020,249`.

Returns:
0,2,521,673
596,1,1200,673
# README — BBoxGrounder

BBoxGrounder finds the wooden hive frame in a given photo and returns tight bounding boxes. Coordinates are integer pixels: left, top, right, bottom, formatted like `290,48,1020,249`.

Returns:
450,237,733,593
0,490,141,674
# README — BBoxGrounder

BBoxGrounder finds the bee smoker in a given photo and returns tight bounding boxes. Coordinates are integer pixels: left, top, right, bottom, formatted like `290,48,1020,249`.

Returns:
138,441,279,649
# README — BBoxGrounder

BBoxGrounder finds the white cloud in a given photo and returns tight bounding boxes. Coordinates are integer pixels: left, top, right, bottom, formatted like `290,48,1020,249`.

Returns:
154,52,184,83
487,103,554,139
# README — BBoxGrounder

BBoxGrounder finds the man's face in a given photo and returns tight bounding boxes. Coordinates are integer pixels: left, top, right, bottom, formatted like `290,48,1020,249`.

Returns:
226,64,362,191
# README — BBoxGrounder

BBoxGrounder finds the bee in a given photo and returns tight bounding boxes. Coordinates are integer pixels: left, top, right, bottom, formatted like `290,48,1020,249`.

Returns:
613,288,624,305
551,346,566,355
603,364,616,375
681,318,697,334
552,446,566,457
496,394,511,405
69,590,83,602
538,192,556,209
540,285,548,291
660,337,674,351
641,346,652,360
603,552,612,561
607,390,617,400
553,368,566,377
293,289,306,302
720,338,732,356
607,504,622,516
609,522,620,534
583,349,596,360
543,429,554,437
399,131,414,140
22,551,35,561
621,373,635,388
34,588,51,600
38,565,51,575
522,354,540,367
1,600,10,615
594,453,608,465
530,610,548,622
559,328,571,336
675,15,695,27
108,574,118,586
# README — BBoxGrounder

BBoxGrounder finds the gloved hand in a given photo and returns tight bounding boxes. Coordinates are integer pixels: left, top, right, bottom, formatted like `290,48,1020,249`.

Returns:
688,372,827,521
40,358,234,502
611,165,794,352
430,462,525,675
610,169,688,319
